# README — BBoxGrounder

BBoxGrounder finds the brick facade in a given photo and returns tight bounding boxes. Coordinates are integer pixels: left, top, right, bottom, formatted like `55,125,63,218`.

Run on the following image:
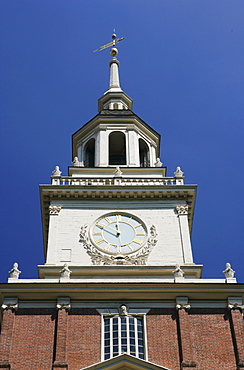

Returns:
1,305,243,369
146,308,180,370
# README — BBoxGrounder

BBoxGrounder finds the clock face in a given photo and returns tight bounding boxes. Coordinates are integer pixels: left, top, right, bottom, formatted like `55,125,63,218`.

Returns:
91,212,148,255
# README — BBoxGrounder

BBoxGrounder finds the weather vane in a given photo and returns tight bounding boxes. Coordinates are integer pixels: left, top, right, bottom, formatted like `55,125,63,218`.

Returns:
93,31,125,53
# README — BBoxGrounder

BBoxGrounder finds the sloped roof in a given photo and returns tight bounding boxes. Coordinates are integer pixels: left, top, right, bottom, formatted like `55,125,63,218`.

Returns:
80,354,171,370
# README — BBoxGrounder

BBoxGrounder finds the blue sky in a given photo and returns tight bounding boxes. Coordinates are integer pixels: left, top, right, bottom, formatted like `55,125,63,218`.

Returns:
0,0,243,282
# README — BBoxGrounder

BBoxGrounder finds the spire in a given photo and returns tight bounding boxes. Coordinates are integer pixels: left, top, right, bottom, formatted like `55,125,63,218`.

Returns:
96,32,133,112
108,48,122,92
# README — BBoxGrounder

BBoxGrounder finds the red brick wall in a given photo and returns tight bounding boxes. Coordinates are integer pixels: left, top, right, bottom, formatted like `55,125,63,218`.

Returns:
189,308,237,370
66,308,101,369
9,308,55,370
147,308,180,370
1,305,243,370
147,307,241,370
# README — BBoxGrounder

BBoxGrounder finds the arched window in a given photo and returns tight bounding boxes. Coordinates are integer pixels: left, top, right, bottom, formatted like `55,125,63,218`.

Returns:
104,315,144,360
109,132,126,165
139,139,150,167
84,138,95,167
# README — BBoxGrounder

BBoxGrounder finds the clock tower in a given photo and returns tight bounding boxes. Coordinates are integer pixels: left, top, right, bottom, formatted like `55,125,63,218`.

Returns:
39,38,201,280
1,34,243,370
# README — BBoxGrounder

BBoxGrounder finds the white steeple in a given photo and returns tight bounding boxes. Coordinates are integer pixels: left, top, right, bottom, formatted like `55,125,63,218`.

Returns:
97,33,133,111
107,48,122,93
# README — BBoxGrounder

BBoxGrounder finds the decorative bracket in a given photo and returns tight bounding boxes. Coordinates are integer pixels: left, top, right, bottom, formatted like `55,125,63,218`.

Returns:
175,205,188,215
2,297,18,311
176,297,191,311
56,297,71,311
49,205,62,215
228,297,244,316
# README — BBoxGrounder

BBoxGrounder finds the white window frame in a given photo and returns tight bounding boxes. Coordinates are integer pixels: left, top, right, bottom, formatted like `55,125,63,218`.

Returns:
102,314,146,360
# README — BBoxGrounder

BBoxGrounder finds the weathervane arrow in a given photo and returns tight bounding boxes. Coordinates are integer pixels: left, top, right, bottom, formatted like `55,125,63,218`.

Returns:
93,32,125,52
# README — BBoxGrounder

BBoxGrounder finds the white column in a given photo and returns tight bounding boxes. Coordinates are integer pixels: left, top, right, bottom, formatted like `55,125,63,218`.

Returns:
96,129,108,166
78,144,83,162
46,205,61,264
127,130,139,166
150,144,157,167
176,205,193,264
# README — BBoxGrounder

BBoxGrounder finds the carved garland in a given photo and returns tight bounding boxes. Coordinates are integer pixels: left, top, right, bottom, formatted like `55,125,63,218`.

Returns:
79,224,157,265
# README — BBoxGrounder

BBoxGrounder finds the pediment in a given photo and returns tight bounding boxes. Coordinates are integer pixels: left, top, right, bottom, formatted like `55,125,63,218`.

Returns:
80,354,171,370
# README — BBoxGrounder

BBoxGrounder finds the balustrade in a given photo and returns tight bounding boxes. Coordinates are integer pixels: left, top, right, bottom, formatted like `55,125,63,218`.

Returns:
52,176,183,186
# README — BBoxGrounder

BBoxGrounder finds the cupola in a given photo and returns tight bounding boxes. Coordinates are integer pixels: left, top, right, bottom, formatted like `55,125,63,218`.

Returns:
72,34,161,169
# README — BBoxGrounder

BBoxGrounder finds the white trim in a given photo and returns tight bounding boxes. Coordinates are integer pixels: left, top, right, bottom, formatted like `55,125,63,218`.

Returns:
143,314,148,361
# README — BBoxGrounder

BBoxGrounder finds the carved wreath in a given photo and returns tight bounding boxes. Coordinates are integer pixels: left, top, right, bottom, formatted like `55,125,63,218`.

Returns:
79,224,157,266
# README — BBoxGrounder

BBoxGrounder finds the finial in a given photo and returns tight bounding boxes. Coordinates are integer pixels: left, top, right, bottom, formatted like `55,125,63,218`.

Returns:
223,262,235,278
174,166,184,177
60,263,72,279
8,262,21,279
154,158,163,167
113,166,123,177
52,166,62,177
172,264,184,278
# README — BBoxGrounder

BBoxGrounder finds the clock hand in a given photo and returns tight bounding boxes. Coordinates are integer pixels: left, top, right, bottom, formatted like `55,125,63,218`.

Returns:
115,222,121,235
103,224,118,234
103,229,117,237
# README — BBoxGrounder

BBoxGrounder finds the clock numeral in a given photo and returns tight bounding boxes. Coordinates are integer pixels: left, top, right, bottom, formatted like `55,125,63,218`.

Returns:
116,214,121,222
128,245,134,251
96,238,105,245
93,232,102,236
105,217,111,223
96,222,106,229
104,243,111,251
117,246,122,253
136,232,146,236
133,224,142,229
133,238,143,245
